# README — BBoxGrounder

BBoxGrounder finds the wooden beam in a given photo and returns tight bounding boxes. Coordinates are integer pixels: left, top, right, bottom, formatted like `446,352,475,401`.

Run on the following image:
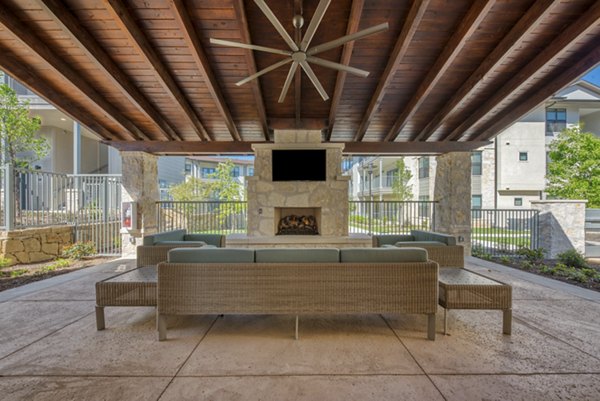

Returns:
443,1,600,142
384,0,495,142
414,0,558,142
105,139,491,155
269,118,327,130
38,0,182,142
0,5,148,141
326,0,364,141
170,0,242,141
103,0,211,141
352,0,430,141
0,47,119,141
232,0,270,140
473,44,600,141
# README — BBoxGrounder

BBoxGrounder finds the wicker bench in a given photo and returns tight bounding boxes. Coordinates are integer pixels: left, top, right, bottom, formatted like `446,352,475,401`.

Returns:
95,266,157,330
438,267,512,335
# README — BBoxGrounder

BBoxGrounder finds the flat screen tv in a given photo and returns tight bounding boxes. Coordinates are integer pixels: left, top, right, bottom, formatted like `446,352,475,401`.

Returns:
272,149,326,181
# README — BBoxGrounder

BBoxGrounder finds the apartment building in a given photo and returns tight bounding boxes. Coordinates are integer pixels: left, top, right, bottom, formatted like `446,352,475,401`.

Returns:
350,81,600,209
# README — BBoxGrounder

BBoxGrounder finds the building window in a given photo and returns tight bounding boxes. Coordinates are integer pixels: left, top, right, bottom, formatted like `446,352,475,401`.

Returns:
231,166,240,177
514,198,523,207
472,195,482,218
471,152,482,176
418,157,429,179
546,108,566,136
385,169,397,187
519,152,528,161
248,167,254,176
201,167,215,178
184,163,192,173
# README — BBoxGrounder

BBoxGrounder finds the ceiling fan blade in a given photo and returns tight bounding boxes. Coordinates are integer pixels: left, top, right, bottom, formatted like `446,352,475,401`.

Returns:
300,0,331,51
307,56,369,78
236,58,292,86
278,61,299,103
307,22,389,56
210,38,292,56
300,61,329,101
254,0,299,51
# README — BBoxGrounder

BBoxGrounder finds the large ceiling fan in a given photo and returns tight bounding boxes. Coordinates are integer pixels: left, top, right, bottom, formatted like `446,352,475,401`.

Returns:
210,0,388,103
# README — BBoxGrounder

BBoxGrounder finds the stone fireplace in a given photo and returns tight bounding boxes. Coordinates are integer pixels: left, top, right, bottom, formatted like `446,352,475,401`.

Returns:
246,130,348,237
227,130,370,248
275,207,321,235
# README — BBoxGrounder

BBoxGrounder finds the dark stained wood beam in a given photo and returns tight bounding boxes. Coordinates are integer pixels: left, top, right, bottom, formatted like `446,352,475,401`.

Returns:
443,0,600,142
170,0,242,141
0,5,148,141
473,44,600,141
385,0,495,142
232,0,270,140
269,118,327,130
414,0,558,142
353,0,430,141
103,0,211,141
0,47,119,141
326,0,364,141
38,0,182,142
105,139,491,155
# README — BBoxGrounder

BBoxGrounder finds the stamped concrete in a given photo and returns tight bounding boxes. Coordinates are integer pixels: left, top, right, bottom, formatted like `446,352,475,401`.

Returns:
0,256,599,400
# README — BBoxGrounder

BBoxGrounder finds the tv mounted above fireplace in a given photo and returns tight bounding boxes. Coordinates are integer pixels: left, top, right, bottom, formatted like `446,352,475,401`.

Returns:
272,149,326,181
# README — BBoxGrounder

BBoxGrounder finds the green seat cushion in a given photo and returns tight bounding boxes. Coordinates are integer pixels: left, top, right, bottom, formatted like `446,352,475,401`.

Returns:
255,248,339,263
154,241,206,246
373,235,415,247
411,230,457,246
143,229,186,246
395,241,447,247
340,248,428,263
184,234,224,247
168,248,255,263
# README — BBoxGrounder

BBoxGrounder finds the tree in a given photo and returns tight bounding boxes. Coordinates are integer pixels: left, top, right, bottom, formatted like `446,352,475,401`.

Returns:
0,84,47,167
392,158,414,201
546,125,600,208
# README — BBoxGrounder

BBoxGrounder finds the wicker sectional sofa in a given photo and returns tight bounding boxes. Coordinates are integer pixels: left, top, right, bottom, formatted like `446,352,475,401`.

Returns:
157,247,439,341
373,230,464,268
136,229,226,267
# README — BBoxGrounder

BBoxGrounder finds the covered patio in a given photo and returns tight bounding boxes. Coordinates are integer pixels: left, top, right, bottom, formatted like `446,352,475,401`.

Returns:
0,256,599,400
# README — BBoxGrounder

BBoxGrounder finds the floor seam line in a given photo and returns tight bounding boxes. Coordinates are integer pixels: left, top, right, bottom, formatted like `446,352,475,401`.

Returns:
155,315,220,401
380,314,448,401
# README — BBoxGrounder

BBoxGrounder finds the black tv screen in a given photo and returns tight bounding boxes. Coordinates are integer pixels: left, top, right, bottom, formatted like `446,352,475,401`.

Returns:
272,149,326,181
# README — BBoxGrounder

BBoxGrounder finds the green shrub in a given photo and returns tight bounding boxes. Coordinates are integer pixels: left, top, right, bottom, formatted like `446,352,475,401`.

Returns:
516,247,545,263
62,242,96,260
557,249,588,269
0,257,12,269
539,264,552,274
520,260,533,270
10,269,28,278
499,256,512,265
40,258,71,273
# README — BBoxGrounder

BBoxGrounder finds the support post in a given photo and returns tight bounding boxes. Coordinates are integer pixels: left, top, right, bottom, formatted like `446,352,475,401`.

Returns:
4,163,14,230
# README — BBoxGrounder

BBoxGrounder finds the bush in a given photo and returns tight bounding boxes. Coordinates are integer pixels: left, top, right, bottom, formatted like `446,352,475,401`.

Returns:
516,247,545,263
499,256,512,265
557,249,588,269
62,242,96,260
0,257,12,269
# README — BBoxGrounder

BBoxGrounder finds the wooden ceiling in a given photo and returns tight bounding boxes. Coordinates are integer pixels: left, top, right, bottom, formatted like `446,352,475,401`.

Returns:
0,0,599,154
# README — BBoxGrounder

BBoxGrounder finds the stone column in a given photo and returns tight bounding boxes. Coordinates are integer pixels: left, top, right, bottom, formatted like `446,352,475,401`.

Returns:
433,152,471,255
530,200,587,258
120,151,159,256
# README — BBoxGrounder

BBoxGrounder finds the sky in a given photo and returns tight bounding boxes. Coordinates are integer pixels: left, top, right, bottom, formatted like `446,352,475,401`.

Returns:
583,65,600,87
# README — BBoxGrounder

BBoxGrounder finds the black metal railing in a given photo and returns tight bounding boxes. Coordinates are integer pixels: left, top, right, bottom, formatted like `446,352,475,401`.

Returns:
156,201,248,234
349,201,437,234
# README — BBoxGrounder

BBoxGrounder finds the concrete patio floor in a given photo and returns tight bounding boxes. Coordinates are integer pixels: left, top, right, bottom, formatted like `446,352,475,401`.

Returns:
0,257,599,400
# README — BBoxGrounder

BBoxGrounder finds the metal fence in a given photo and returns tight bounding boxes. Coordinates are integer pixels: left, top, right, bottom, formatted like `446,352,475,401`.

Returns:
1,165,122,256
585,208,600,257
157,201,248,234
471,208,540,256
349,200,437,234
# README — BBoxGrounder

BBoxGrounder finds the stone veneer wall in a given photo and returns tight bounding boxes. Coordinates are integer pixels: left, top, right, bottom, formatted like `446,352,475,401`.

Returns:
530,200,587,258
247,130,349,237
0,226,73,265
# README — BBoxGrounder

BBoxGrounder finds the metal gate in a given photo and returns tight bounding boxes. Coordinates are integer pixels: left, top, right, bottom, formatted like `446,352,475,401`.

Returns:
585,209,600,257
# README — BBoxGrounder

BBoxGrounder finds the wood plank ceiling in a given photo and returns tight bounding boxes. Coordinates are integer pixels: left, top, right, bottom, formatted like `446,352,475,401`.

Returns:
0,0,599,154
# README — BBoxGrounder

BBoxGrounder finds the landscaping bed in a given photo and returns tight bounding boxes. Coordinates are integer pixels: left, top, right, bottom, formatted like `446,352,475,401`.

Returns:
474,247,600,292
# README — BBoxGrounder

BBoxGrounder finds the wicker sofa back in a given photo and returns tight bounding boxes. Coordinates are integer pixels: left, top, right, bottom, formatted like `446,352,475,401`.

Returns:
373,231,464,268
157,247,438,341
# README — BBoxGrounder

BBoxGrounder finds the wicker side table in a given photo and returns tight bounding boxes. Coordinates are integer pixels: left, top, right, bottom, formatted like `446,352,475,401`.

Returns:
95,266,157,330
438,267,512,335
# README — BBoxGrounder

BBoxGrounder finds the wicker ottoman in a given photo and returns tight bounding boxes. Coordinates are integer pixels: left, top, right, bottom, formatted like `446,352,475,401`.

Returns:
438,267,512,335
95,266,157,330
